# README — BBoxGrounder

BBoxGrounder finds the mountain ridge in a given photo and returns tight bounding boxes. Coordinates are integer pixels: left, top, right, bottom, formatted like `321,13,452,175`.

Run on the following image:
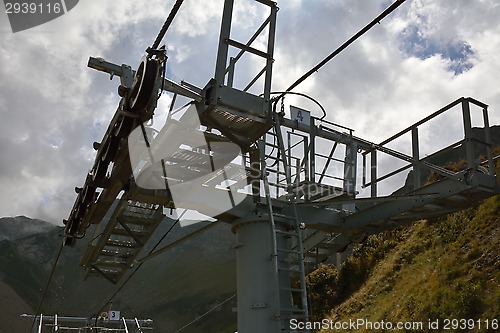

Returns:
0,216,58,242
0,216,238,332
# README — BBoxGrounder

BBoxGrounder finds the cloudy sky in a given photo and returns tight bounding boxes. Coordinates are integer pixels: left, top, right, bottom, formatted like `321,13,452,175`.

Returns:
1,0,499,225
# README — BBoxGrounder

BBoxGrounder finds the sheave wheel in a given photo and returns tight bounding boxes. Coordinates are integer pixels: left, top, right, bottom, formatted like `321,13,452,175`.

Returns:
128,56,158,112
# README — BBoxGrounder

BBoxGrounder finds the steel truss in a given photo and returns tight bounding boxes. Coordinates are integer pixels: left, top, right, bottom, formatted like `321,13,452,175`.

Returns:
62,1,500,333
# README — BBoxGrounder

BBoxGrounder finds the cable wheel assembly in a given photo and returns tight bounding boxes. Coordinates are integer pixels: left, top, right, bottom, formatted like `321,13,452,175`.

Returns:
128,56,159,112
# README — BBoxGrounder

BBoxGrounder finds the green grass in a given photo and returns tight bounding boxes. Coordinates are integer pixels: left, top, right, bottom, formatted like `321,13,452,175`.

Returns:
306,156,500,333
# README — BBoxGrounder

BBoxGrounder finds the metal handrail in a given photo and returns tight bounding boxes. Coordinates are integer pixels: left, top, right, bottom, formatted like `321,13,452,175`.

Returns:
362,97,493,193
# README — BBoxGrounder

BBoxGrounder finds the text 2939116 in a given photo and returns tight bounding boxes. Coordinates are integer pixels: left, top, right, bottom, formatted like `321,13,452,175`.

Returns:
5,2,61,14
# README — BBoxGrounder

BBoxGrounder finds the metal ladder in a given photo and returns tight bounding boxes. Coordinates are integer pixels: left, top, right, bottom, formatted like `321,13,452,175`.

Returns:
262,115,310,332
80,199,164,283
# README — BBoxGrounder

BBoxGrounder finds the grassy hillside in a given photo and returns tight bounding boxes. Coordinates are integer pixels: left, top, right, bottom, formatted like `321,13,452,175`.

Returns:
307,157,500,332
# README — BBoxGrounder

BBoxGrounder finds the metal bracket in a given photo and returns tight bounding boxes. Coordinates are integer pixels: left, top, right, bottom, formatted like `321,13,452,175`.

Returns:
87,56,203,101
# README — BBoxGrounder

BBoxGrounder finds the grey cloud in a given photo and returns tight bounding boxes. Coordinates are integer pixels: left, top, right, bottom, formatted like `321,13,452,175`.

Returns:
0,0,499,224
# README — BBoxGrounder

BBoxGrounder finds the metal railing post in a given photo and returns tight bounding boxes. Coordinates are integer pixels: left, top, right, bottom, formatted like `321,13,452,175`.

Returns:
412,127,422,189
371,150,377,198
310,117,316,188
214,0,234,84
462,99,476,169
482,105,495,176
38,314,43,333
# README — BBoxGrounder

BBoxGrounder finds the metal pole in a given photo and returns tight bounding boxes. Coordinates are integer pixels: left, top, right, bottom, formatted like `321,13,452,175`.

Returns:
227,57,236,87
343,138,357,211
135,318,143,333
371,150,377,198
38,314,43,333
263,3,278,116
482,106,495,176
214,0,235,84
462,99,476,169
233,216,282,333
412,127,421,190
122,317,129,333
309,117,316,192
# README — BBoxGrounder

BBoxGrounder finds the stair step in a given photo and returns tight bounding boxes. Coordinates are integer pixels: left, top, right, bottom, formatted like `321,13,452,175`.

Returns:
99,250,133,258
279,287,304,293
315,242,344,250
304,256,330,264
106,240,140,248
275,230,299,237
91,267,120,275
88,269,118,278
305,249,332,257
278,267,302,273
93,261,130,268
272,212,295,219
111,228,148,238
118,215,158,226
276,248,301,254
280,308,306,313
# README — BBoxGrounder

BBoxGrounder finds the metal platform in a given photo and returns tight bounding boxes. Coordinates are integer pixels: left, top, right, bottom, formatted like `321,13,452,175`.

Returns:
196,0,278,148
347,170,498,232
70,94,499,282
272,97,500,273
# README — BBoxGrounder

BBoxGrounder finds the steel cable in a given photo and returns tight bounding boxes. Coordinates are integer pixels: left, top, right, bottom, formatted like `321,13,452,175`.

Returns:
29,240,65,333
150,0,185,51
173,293,237,333
276,0,407,102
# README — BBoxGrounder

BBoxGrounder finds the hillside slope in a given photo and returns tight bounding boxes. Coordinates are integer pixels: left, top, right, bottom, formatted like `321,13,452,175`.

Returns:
0,218,238,332
0,280,32,332
308,159,500,332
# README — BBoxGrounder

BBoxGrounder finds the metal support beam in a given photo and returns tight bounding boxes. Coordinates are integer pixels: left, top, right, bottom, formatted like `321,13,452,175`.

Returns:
412,127,422,190
309,117,316,186
482,105,495,176
462,99,476,169
370,150,377,198
343,139,357,197
214,0,234,84
226,39,273,59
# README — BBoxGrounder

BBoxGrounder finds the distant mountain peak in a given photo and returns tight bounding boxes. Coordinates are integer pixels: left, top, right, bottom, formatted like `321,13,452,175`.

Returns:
0,216,57,242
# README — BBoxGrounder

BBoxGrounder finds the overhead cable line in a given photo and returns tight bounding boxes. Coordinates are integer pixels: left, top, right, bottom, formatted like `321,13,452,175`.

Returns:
29,240,65,333
148,0,185,52
269,91,327,120
275,0,407,103
173,293,237,333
